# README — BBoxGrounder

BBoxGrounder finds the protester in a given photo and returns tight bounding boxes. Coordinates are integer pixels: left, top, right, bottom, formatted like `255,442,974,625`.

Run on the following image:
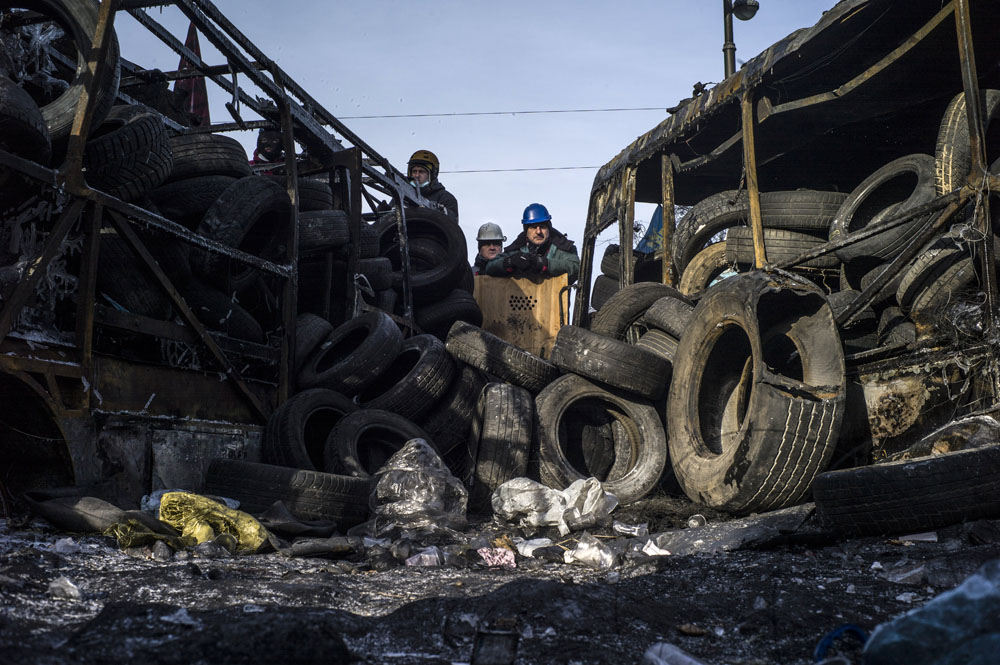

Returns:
250,128,284,171
406,149,459,221
486,203,579,283
473,222,506,275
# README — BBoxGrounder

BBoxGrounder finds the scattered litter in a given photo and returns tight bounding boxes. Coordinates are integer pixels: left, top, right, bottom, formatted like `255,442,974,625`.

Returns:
243,604,264,613
52,537,80,555
477,548,516,569
676,623,709,637
898,531,938,542
613,520,648,537
686,514,707,528
894,592,919,603
513,538,553,558
47,576,81,600
753,596,767,610
405,546,444,567
161,608,199,627
870,561,883,571
563,532,616,570
641,540,671,557
641,642,710,665
492,477,618,536
370,439,468,536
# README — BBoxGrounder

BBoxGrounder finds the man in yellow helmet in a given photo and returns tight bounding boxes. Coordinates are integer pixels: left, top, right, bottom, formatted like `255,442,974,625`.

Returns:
406,149,459,221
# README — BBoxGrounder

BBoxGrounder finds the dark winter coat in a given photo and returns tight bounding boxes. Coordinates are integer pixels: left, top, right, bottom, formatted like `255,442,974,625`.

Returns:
485,227,580,283
406,181,459,221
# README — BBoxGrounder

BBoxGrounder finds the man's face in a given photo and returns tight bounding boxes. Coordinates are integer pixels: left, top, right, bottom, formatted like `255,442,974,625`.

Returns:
525,222,550,246
257,134,283,161
409,165,430,185
478,240,502,260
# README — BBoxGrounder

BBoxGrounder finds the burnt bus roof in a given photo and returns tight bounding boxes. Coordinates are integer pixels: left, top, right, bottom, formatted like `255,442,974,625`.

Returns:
588,0,1000,225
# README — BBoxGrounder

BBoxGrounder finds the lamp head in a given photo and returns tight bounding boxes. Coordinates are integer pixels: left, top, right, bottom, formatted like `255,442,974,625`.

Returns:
733,0,759,20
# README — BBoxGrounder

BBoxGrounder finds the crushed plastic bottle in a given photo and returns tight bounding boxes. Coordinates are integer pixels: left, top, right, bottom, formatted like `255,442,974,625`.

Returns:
640,642,710,665
563,532,616,570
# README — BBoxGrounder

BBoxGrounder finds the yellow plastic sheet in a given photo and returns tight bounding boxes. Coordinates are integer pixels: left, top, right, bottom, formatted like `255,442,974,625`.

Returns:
157,492,270,553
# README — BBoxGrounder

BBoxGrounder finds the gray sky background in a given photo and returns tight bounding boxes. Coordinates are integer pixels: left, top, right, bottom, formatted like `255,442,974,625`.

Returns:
115,1,838,266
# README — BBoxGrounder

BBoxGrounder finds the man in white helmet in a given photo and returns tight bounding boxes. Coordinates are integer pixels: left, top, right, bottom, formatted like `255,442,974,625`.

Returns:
473,222,506,275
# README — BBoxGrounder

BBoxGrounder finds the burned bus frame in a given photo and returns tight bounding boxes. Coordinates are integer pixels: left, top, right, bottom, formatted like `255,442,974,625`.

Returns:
573,0,1000,450
0,0,431,491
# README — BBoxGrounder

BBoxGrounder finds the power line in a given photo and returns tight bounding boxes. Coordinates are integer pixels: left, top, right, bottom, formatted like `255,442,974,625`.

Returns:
339,107,664,119
443,166,600,173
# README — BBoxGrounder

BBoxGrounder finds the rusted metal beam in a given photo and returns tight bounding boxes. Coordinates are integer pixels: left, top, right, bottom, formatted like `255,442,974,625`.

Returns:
660,154,676,286
0,199,86,343
106,210,271,422
75,203,102,411
741,91,767,268
758,2,956,120
619,167,637,289
61,0,120,193
269,64,300,405
835,191,969,327
394,192,416,332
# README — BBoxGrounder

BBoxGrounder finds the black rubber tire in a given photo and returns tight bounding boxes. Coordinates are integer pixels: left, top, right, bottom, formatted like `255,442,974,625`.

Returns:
642,295,695,339
667,272,846,514
147,175,237,231
909,257,976,325
878,306,917,346
550,325,671,400
590,274,619,311
417,363,487,481
672,190,847,276
263,388,358,471
678,242,733,297
590,282,692,341
468,383,533,511
725,227,837,268
293,313,333,377
10,0,121,140
96,232,171,319
445,320,561,394
354,333,456,421
935,89,1000,195
537,373,666,505
828,154,938,262
0,75,51,166
177,279,264,343
635,328,678,362
204,458,370,527
299,209,350,254
813,445,1000,537
195,176,292,290
375,288,397,314
297,310,402,397
266,175,333,211
895,234,970,313
826,289,877,331
384,236,466,305
414,288,484,340
83,104,172,202
600,244,622,280
327,409,433,478
856,260,903,307
166,133,251,182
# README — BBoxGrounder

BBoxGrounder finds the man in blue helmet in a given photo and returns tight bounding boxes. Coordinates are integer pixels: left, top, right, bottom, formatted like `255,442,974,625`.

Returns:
485,203,580,283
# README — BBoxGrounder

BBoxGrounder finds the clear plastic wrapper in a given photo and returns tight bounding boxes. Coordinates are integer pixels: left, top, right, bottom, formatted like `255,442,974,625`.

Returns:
563,532,616,569
370,439,468,535
492,477,618,536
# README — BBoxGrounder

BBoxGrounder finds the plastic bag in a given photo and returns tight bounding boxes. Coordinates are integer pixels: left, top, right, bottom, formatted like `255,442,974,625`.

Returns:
371,439,468,535
492,477,618,536
563,532,616,569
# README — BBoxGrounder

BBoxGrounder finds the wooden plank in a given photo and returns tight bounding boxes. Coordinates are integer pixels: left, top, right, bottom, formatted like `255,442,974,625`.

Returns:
473,275,569,359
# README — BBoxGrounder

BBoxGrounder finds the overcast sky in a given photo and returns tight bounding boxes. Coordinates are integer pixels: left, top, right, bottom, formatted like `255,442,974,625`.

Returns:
115,0,838,266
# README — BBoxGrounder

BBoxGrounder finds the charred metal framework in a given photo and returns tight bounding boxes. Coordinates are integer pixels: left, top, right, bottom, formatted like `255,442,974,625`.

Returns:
575,0,1000,445
0,0,432,484
577,0,999,331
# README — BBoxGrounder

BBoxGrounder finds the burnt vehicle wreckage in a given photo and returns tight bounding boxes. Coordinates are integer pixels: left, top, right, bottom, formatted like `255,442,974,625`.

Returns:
2,0,1000,664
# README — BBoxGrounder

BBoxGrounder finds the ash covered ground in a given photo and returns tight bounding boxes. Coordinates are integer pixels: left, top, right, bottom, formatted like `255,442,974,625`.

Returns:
3,493,1000,665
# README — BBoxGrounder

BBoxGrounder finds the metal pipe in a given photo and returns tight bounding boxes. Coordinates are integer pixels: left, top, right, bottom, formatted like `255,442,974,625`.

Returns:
723,0,737,78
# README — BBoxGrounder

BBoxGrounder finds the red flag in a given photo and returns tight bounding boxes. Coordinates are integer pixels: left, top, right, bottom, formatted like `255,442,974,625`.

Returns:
174,21,210,126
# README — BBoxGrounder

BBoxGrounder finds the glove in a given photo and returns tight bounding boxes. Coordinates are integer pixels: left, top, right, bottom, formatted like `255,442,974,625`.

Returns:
525,254,548,273
504,253,532,273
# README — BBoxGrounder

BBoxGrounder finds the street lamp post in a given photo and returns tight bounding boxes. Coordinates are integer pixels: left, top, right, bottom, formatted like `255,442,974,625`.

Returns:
723,0,760,78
